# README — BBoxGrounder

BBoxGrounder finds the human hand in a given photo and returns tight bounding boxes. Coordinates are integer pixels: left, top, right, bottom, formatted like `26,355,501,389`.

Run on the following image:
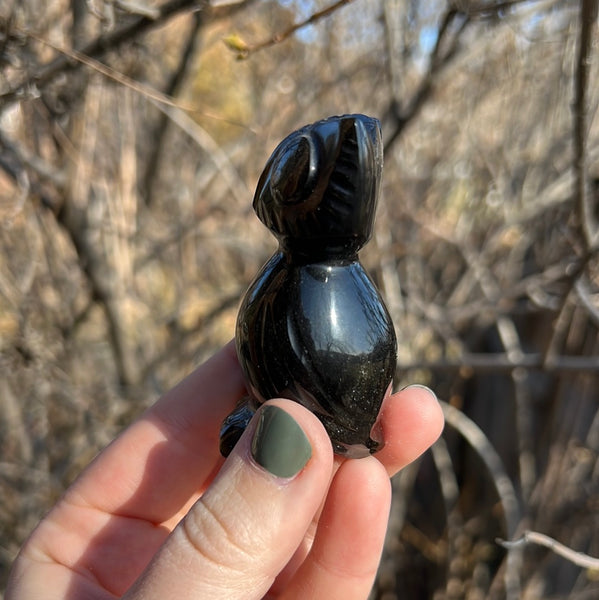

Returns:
6,341,444,600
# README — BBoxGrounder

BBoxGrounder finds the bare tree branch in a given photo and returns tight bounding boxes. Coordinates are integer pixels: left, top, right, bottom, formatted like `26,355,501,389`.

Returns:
498,530,599,570
384,7,468,151
8,26,248,125
441,401,520,536
574,0,599,250
575,275,599,327
141,11,204,206
401,353,599,374
0,0,255,111
0,98,138,386
223,0,356,59
465,0,555,18
114,0,161,19
150,98,251,202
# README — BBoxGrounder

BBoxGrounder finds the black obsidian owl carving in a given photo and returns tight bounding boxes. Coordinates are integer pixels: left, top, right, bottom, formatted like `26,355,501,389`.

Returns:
220,114,397,459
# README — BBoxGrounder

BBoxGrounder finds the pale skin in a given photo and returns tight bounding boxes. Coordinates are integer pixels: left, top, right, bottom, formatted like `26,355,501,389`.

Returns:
6,341,444,600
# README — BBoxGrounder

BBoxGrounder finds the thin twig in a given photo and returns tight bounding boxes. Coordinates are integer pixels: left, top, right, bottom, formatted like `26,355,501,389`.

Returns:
574,0,599,250
115,0,160,19
465,0,551,18
401,352,599,374
575,276,599,327
0,129,66,188
150,98,251,203
498,530,599,570
384,7,468,151
430,436,462,597
224,0,355,59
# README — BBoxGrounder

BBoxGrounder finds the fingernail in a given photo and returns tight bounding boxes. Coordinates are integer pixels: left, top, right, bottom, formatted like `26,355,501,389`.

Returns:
251,405,312,478
401,384,438,402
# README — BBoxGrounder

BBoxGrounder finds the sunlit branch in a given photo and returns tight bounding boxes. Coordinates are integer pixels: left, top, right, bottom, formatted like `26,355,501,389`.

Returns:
498,530,599,570
224,0,356,59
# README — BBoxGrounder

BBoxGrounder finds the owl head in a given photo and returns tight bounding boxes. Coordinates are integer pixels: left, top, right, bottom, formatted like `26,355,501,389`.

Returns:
253,114,383,259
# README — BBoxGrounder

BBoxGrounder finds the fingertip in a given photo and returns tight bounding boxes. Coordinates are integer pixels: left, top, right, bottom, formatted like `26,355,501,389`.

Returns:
376,384,445,476
256,399,335,478
401,384,445,438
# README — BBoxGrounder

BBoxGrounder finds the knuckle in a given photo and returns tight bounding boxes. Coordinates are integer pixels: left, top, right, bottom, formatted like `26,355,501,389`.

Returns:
181,493,258,571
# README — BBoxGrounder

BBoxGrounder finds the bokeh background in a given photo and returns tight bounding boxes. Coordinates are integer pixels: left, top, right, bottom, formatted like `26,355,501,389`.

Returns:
1,0,598,597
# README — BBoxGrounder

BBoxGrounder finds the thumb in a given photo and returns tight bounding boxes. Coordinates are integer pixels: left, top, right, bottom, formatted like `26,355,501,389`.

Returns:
124,400,334,600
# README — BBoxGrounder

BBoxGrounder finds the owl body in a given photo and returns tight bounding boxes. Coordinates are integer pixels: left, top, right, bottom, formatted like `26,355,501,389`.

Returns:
220,114,397,458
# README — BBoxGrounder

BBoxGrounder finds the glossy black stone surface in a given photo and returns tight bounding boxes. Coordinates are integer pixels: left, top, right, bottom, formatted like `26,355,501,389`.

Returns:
220,114,397,458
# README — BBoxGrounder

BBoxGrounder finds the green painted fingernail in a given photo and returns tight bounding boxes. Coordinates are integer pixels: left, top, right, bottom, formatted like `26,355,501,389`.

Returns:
251,405,312,478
